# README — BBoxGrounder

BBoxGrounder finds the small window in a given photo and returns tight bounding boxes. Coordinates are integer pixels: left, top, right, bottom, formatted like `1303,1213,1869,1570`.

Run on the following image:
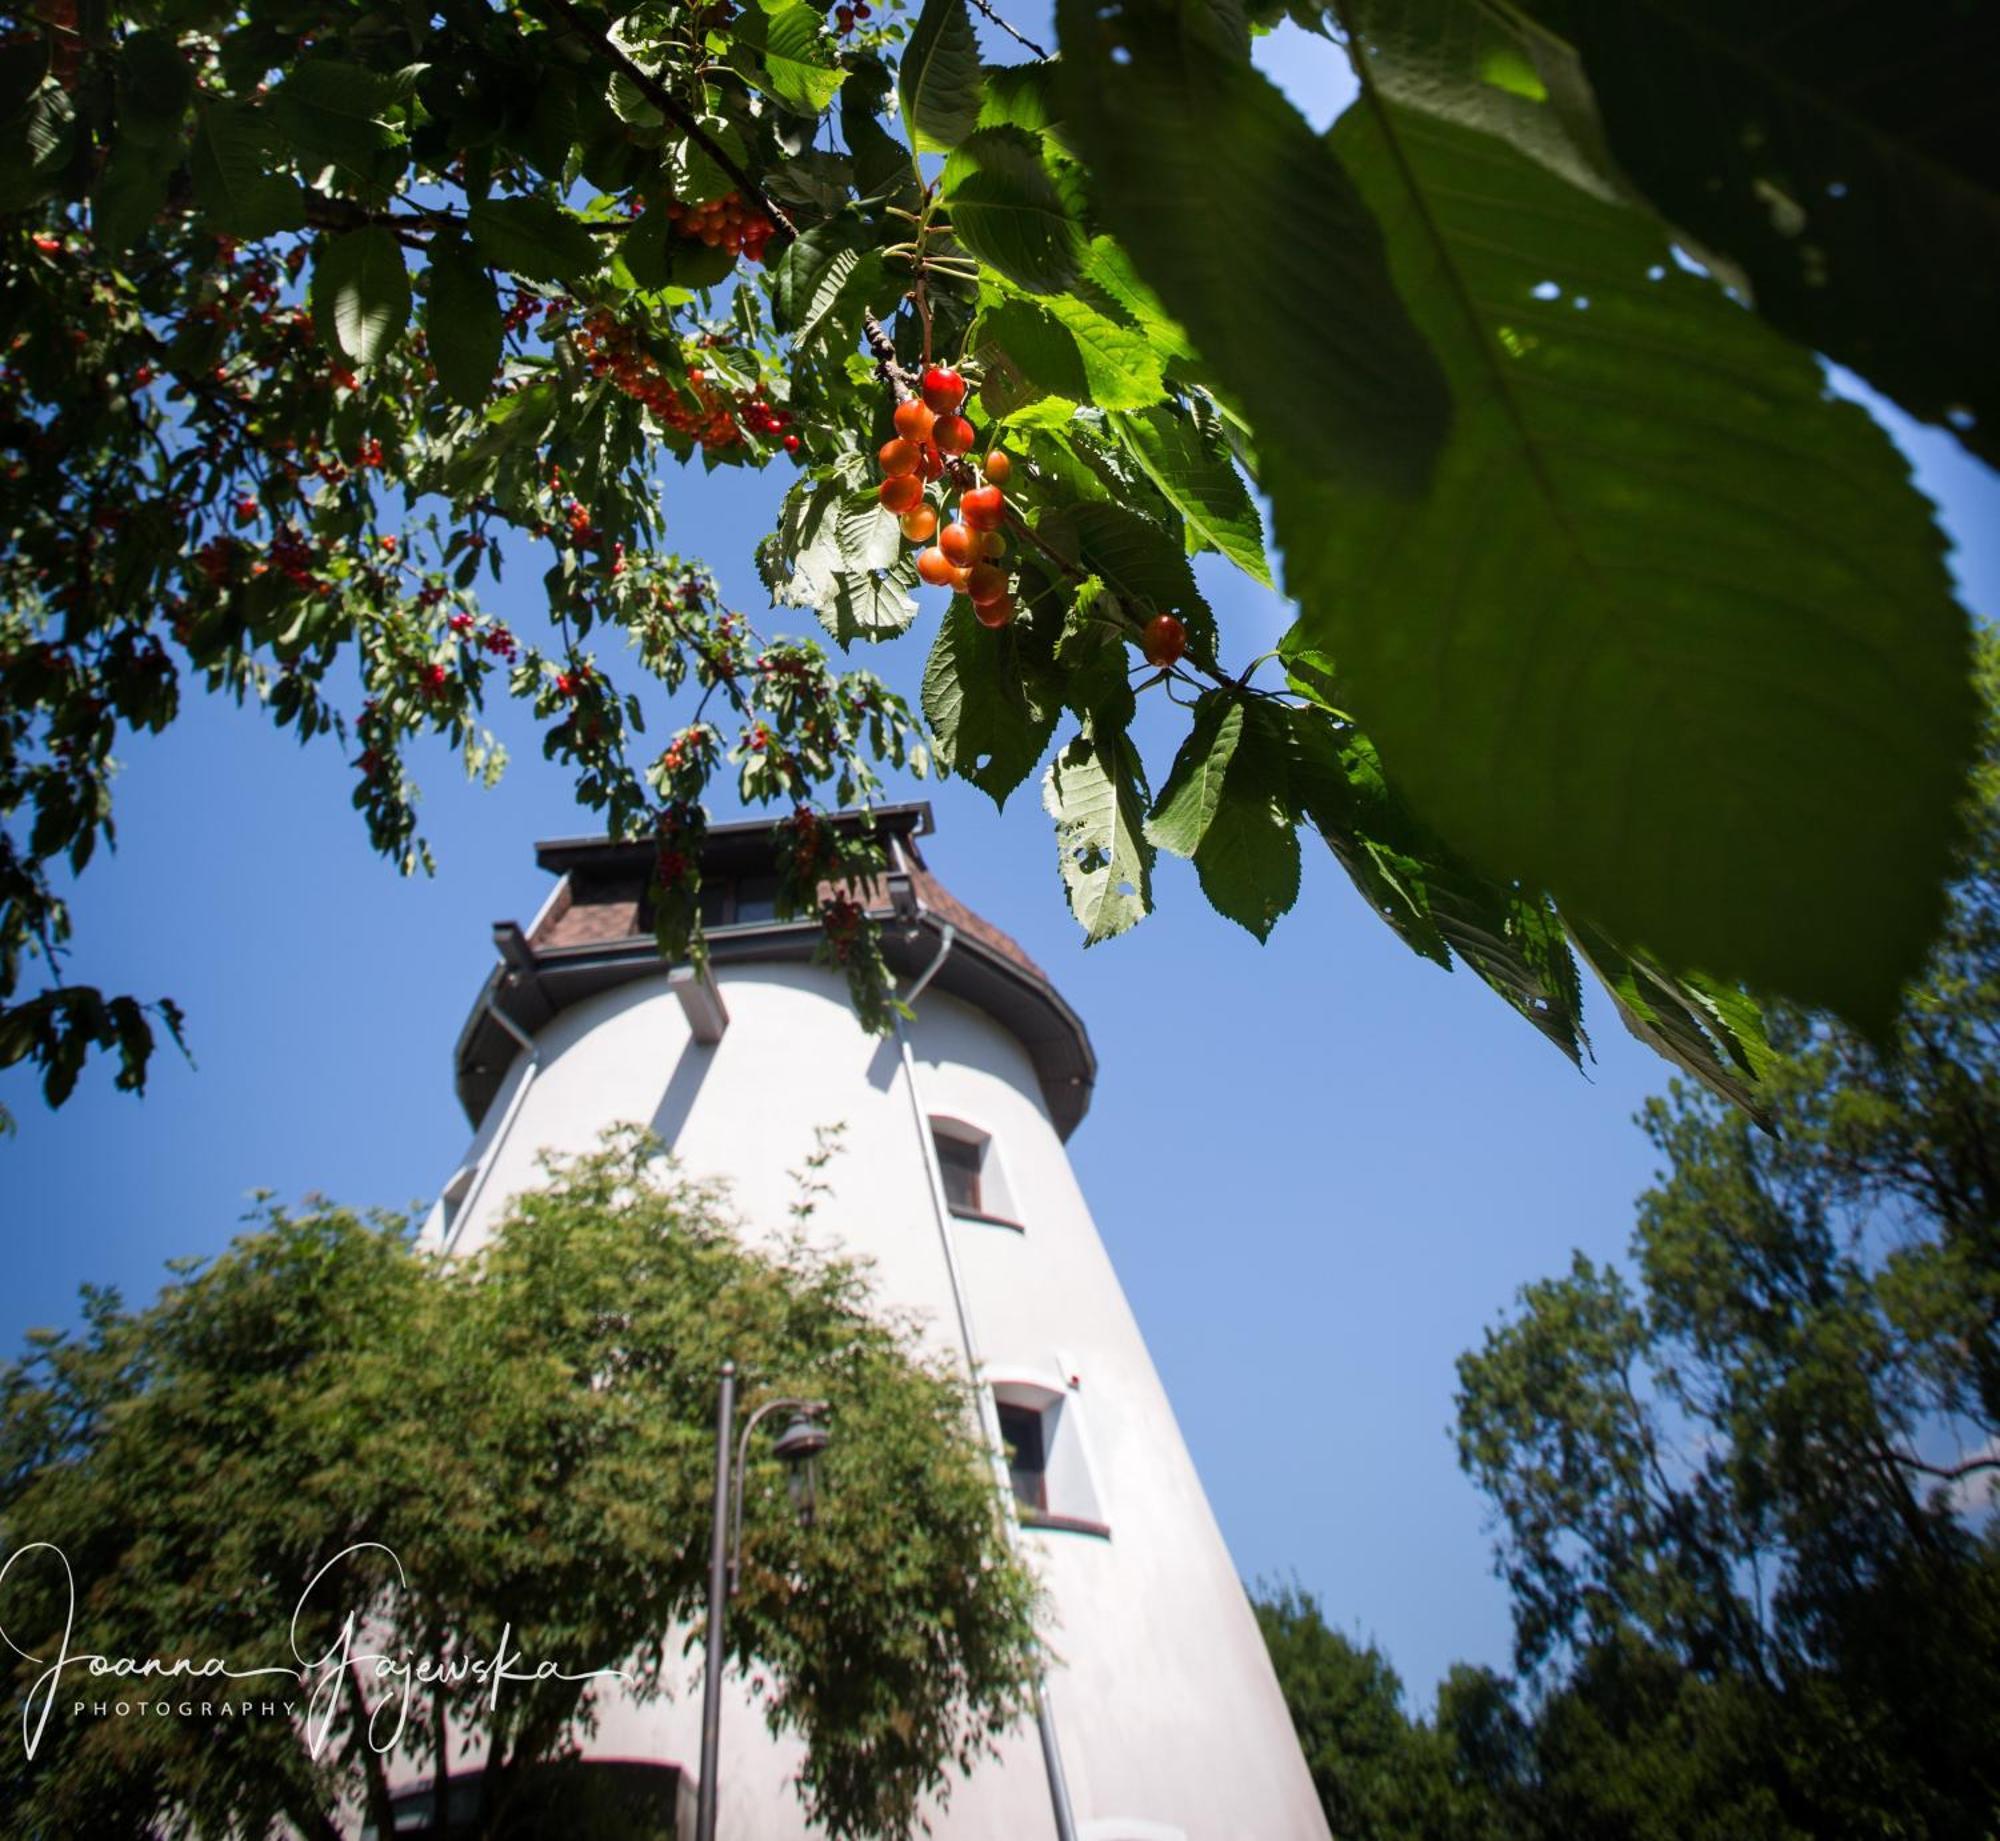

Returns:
997,1400,1048,1511
734,873,780,924
935,1132,983,1216
991,1381,1108,1535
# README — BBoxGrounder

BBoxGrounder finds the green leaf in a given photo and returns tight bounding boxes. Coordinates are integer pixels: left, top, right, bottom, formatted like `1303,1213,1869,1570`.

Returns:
426,236,501,408
1113,402,1270,585
1543,0,2000,467
899,0,983,153
468,194,602,284
820,555,923,645
190,100,306,238
1193,703,1300,942
310,228,410,367
923,598,1060,804
1044,723,1155,942
979,61,1061,137
270,57,401,174
1058,500,1217,663
1055,577,1137,730
620,201,676,291
1567,918,1775,1130
1040,291,1166,409
942,127,1083,294
1280,91,1976,1033
91,136,170,252
1148,691,1243,857
1054,0,1451,494
748,3,848,115
117,31,193,149
1079,235,1196,364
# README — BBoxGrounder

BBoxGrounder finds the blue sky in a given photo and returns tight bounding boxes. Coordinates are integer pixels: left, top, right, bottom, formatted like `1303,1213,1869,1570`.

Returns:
6,14,1999,1714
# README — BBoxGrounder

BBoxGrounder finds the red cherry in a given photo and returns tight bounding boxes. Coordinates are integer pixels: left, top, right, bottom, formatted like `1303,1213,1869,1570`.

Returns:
900,503,938,542
932,414,975,456
937,521,979,568
878,474,923,514
879,437,920,476
960,484,1005,530
974,592,1014,629
783,433,801,454
921,365,966,414
894,399,936,441
1141,613,1187,667
916,547,958,587
966,562,1008,605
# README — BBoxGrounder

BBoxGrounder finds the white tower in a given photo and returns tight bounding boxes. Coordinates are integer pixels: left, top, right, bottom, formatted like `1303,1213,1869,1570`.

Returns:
419,805,1328,1841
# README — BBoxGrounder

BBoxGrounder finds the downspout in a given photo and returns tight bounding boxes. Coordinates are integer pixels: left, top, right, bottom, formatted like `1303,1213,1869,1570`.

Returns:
889,886,1081,1841
442,983,540,1257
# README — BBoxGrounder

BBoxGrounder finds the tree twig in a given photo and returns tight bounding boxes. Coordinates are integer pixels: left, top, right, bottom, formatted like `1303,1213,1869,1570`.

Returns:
966,0,1051,61
536,0,799,239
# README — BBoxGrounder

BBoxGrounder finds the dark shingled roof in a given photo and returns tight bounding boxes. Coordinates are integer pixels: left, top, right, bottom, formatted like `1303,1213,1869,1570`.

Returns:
452,803,1096,1138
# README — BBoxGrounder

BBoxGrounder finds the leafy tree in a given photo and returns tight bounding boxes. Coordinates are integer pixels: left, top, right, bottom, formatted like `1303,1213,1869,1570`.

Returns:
1452,646,2000,1835
3,0,1990,1125
0,1131,1040,1840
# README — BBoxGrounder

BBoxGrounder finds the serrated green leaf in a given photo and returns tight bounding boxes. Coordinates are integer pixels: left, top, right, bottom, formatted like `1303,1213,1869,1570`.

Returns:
426,236,501,407
899,0,983,153
1057,500,1217,663
923,598,1060,804
270,57,401,173
819,554,923,644
1044,724,1155,942
1078,235,1196,364
1567,918,1775,1130
1187,702,1298,940
942,126,1083,294
1113,403,1269,585
1055,0,1450,494
310,228,410,367
620,201,676,290
1040,291,1166,409
751,2,848,114
117,31,193,149
1055,577,1136,729
468,194,602,284
979,61,1061,137
1148,692,1243,857
1281,90,1976,1034
90,136,170,252
1542,0,2000,467
190,100,306,238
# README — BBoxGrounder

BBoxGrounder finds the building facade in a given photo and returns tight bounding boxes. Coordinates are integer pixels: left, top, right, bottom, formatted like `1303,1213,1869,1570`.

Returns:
416,805,1328,1841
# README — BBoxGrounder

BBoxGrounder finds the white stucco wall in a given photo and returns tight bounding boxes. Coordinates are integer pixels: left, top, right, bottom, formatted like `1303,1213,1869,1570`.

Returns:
420,958,1329,1841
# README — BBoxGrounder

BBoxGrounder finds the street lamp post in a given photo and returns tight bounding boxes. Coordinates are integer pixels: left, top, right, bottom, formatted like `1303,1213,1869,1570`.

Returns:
693,1360,832,1841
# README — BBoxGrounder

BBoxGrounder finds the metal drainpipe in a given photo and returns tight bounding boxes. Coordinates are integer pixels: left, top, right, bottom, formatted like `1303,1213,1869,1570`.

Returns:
442,983,540,1256
890,903,1081,1841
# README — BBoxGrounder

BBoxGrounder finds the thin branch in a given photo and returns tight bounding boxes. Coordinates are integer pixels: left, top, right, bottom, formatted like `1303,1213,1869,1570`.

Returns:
535,0,799,239
966,0,1051,61
861,309,921,397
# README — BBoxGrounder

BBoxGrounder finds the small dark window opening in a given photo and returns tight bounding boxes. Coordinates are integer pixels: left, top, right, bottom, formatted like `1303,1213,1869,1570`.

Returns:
734,873,780,924
997,1401,1048,1511
935,1132,982,1216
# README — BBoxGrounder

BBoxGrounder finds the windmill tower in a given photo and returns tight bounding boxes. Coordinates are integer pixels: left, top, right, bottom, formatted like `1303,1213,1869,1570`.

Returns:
418,804,1328,1841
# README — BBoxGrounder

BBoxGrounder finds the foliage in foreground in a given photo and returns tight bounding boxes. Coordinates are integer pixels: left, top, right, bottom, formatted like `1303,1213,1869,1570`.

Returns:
1260,644,2000,1838
0,1133,1039,1840
5,0,1993,1126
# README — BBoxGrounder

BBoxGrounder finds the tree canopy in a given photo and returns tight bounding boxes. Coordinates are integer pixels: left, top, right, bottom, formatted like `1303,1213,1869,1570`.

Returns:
0,1132,1040,1840
1256,641,2000,1839
2,0,1991,1127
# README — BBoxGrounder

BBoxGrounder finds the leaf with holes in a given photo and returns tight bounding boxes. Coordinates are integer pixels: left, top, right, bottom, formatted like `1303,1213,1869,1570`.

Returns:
1044,723,1155,943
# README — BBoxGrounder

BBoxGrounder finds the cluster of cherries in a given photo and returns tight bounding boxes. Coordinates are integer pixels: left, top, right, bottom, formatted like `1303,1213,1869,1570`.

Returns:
832,0,872,28
664,193,778,264
874,365,1018,628
576,312,794,454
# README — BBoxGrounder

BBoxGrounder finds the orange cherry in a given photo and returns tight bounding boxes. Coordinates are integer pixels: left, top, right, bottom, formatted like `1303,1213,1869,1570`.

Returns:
879,437,920,476
983,449,1012,486
966,562,1008,604
901,503,938,542
933,414,975,456
894,398,936,442
938,521,979,567
916,546,959,587
974,592,1014,628
878,474,923,514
